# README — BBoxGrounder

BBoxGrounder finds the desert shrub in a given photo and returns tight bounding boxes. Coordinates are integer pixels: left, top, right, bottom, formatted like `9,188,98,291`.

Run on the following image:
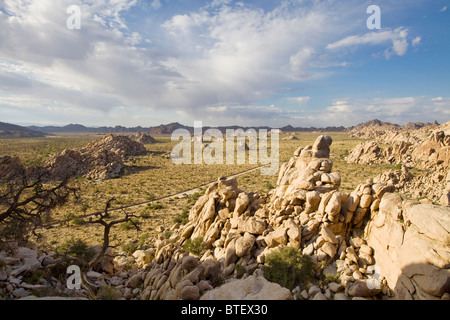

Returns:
71,216,85,225
262,246,314,290
81,203,89,213
173,207,190,225
183,237,204,256
147,203,163,210
324,273,340,284
57,237,96,262
120,219,140,230
24,269,45,285
97,286,121,300
139,210,151,219
164,231,172,239
188,192,202,205
235,263,245,278
121,242,138,255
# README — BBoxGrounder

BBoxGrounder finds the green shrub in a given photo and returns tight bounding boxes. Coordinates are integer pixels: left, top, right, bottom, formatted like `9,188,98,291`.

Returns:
183,237,204,256
81,203,89,213
262,246,314,290
121,242,138,255
57,238,96,262
235,263,245,278
147,203,163,210
71,217,85,226
173,207,190,225
97,286,121,300
120,219,140,230
24,270,45,285
139,210,151,219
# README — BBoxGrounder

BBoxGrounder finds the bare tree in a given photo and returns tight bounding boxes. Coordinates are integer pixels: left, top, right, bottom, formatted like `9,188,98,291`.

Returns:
54,198,140,299
0,174,78,244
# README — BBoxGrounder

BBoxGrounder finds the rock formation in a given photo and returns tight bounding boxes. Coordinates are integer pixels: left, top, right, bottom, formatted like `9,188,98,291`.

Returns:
0,134,147,182
365,196,450,299
347,121,450,204
1,134,448,301
134,133,157,145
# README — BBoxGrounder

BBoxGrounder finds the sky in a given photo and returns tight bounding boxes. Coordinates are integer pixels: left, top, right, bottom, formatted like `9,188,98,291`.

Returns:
0,0,449,128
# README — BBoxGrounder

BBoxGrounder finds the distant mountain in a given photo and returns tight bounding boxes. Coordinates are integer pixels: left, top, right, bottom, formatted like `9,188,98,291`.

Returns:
0,122,47,138
347,119,399,132
21,119,442,137
347,119,440,132
280,125,346,132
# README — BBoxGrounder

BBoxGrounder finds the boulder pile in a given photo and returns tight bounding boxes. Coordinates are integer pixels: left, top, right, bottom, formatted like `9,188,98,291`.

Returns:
347,121,450,204
134,133,157,145
46,134,147,180
0,134,147,182
123,135,421,300
2,134,448,301
0,156,26,182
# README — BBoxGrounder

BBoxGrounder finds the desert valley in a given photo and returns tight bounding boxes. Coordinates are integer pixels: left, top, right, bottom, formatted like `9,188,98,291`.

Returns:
0,119,448,301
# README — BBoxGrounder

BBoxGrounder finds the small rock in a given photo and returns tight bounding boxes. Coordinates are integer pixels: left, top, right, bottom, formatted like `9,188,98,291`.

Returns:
180,285,200,300
300,290,309,300
313,292,327,300
12,287,30,298
126,274,143,288
308,285,321,296
353,270,363,280
328,282,344,293
334,292,349,300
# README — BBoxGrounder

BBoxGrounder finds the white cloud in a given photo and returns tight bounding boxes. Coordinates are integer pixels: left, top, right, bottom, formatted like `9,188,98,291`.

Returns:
294,96,449,127
412,36,422,47
287,96,311,105
327,27,412,59
151,0,162,10
0,0,429,127
440,6,447,12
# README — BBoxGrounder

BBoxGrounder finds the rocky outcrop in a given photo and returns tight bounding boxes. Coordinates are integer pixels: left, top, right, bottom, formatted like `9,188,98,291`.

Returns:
131,135,399,300
26,135,146,181
0,156,26,182
347,121,450,168
365,195,450,300
347,121,450,204
134,133,157,145
200,273,292,300
1,134,147,182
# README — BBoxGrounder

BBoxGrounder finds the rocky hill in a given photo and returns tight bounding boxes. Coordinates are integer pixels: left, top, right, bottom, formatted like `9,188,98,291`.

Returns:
0,134,147,182
347,119,439,141
0,122,47,138
346,121,450,204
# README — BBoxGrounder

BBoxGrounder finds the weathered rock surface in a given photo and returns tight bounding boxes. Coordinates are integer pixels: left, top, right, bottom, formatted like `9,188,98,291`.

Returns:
365,198,450,300
46,134,146,180
200,275,292,300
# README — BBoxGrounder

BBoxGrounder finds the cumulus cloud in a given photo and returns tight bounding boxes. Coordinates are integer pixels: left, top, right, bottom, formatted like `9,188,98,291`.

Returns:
295,96,450,127
0,0,428,127
327,27,412,59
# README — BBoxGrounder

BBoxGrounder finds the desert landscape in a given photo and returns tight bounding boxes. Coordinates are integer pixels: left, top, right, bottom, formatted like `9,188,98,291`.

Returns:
1,0,449,308
0,119,448,301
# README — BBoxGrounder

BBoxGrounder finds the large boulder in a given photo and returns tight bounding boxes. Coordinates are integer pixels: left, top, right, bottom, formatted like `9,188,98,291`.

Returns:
200,275,292,300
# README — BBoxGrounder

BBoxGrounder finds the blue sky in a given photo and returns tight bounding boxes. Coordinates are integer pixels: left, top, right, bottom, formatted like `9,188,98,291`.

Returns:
0,0,449,128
